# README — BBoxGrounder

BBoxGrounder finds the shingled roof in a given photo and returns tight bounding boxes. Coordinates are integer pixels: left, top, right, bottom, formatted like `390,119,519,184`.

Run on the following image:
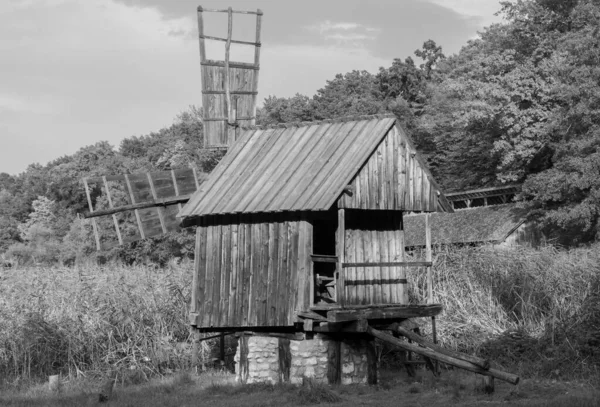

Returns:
179,114,449,223
404,204,529,247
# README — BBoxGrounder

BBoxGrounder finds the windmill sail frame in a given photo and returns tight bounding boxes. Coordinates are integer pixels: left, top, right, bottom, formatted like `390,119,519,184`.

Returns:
198,6,263,148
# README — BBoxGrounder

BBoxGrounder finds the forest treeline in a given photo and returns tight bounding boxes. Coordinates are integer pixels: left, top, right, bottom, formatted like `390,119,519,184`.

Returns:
1,0,599,265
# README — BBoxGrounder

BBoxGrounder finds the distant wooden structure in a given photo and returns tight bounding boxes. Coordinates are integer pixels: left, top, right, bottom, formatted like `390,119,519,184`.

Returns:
177,114,453,330
405,185,544,248
445,185,520,210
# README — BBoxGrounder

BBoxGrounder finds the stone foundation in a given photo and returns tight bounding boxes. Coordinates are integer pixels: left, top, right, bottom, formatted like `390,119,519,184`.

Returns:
234,334,376,385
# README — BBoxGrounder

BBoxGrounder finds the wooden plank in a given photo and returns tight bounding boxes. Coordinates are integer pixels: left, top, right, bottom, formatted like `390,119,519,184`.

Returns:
426,213,433,304
220,221,231,327
102,176,123,245
259,220,270,325
124,174,145,240
327,304,442,322
82,178,101,250
266,221,277,325
199,34,260,47
288,220,300,325
202,221,214,327
336,209,345,306
146,173,167,234
302,218,314,312
313,319,368,333
241,219,252,326
342,261,432,268
191,227,202,317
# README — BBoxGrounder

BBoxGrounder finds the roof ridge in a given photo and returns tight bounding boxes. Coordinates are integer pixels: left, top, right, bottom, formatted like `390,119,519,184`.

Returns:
235,113,396,131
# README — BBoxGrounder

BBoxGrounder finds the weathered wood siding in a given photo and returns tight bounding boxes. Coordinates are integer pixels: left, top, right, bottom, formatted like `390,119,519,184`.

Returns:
191,213,312,328
342,211,409,306
338,125,437,212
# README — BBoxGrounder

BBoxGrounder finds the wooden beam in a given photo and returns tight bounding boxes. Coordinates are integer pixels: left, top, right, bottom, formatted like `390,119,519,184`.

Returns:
200,60,259,70
327,304,442,322
199,7,262,15
390,324,490,370
82,194,192,218
311,254,338,263
342,261,432,268
199,35,260,47
367,327,519,385
313,319,368,333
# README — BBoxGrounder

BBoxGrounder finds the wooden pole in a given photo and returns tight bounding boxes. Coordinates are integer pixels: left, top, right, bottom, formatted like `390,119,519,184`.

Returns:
196,6,206,62
390,324,490,370
425,212,438,373
224,7,232,125
252,9,263,126
367,327,519,385
336,209,345,305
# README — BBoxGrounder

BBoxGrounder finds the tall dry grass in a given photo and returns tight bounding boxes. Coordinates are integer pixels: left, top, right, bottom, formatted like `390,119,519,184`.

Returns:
2,244,599,384
407,244,600,380
0,260,214,385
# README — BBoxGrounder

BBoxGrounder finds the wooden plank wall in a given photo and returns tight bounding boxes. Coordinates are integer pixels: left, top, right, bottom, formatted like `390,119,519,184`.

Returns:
202,64,257,147
343,210,409,306
338,126,437,212
191,213,312,328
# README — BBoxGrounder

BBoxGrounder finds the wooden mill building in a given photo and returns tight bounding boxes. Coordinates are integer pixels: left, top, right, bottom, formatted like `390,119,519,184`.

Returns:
178,114,453,331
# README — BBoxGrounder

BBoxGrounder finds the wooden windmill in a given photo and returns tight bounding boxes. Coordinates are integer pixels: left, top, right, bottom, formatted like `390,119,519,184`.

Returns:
81,5,519,390
82,6,263,249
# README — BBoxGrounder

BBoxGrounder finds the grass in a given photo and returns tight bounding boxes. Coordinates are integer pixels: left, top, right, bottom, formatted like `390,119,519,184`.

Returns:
0,368,598,407
1,244,600,391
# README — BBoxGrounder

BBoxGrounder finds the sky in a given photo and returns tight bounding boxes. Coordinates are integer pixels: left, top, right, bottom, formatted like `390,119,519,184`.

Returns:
0,0,505,175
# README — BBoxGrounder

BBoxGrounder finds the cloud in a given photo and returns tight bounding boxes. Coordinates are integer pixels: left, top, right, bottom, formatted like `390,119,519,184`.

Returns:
305,20,381,48
427,0,504,28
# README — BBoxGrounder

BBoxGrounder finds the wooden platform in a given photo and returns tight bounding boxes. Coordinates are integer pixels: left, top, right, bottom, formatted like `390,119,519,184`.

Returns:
299,304,442,333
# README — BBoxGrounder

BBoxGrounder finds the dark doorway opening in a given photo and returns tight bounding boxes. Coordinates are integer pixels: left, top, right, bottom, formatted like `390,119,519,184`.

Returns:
312,210,338,304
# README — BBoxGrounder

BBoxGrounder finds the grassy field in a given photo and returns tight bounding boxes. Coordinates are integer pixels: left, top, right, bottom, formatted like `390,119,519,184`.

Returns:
1,244,600,401
0,369,599,407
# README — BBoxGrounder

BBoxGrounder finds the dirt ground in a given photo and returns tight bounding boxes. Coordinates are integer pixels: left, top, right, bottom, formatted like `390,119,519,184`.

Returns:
1,368,599,407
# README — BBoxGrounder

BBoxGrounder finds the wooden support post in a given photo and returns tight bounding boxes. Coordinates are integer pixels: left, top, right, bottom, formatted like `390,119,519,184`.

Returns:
336,209,345,306
238,334,249,384
327,338,341,385
219,333,226,365
278,338,291,383
425,212,438,373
